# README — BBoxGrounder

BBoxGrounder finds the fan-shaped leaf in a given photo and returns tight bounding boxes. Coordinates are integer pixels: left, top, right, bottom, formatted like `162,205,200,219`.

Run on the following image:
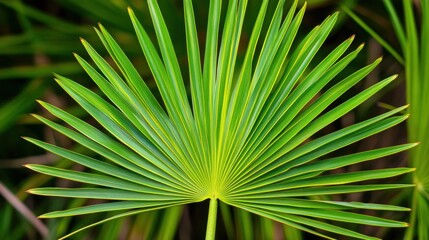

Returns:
27,0,414,239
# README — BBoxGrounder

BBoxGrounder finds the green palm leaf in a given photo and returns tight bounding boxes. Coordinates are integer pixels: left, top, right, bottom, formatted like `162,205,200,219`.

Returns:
27,0,414,239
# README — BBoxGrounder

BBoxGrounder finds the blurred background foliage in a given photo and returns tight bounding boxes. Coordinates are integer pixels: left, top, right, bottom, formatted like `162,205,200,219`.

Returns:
0,0,426,239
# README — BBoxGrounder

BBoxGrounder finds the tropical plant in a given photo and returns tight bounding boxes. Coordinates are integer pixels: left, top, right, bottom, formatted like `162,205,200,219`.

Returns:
0,1,181,238
24,0,415,239
343,0,429,239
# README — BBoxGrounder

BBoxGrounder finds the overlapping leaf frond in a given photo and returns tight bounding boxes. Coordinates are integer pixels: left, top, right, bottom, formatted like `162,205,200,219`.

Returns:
27,0,414,239
343,1,429,239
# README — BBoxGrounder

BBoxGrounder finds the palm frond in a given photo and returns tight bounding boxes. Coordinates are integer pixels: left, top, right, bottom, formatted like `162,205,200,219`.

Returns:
27,0,414,239
343,1,429,239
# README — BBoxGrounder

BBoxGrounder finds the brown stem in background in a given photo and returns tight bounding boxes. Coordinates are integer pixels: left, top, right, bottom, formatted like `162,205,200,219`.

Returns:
0,181,49,238
0,153,56,169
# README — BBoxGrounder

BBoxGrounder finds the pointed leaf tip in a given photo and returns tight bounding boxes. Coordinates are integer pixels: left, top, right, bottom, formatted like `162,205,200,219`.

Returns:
37,100,49,108
92,26,99,33
98,23,106,32
24,164,37,170
127,7,134,15
21,136,28,140
302,1,307,8
52,72,62,79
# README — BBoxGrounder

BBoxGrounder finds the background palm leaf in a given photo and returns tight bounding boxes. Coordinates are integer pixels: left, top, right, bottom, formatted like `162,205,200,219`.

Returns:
26,0,414,239
342,0,429,238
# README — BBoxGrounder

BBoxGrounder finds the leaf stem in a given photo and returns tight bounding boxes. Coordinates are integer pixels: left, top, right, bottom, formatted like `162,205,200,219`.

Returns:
205,197,218,240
